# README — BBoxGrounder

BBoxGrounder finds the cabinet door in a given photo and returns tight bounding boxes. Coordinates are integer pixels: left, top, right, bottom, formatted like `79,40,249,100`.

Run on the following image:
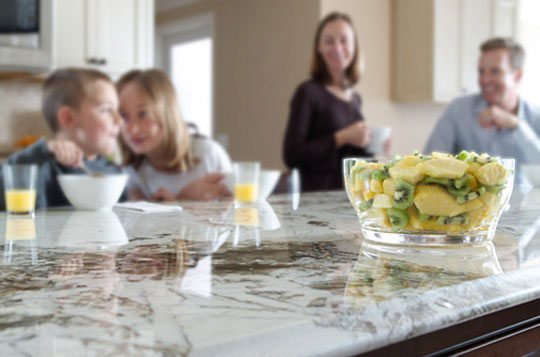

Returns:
460,0,492,96
88,0,153,76
54,0,86,67
433,0,461,102
91,0,136,74
493,0,519,36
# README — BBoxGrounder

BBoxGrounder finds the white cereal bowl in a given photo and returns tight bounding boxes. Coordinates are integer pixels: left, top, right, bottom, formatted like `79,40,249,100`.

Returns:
521,164,540,186
224,170,281,201
58,174,128,211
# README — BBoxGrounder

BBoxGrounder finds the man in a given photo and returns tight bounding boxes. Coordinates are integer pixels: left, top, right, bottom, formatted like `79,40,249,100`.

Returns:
424,38,540,172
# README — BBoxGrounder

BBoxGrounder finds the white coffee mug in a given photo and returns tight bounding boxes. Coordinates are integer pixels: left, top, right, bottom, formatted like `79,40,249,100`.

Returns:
367,126,391,155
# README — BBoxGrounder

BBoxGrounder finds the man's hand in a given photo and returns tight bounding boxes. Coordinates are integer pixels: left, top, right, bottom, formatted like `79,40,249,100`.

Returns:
151,187,177,202
47,140,84,167
178,173,231,201
478,106,519,131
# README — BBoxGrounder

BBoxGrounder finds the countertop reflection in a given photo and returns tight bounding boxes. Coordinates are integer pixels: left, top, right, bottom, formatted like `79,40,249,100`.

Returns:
1,189,540,356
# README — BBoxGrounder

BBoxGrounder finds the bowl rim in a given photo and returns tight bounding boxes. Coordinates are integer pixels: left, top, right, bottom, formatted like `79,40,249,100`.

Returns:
58,173,128,179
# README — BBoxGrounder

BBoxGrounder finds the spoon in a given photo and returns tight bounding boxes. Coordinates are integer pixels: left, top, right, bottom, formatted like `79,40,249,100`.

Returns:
82,164,105,178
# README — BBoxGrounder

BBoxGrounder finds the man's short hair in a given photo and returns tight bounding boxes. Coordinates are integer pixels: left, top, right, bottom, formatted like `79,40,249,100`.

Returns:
480,37,525,70
41,68,111,132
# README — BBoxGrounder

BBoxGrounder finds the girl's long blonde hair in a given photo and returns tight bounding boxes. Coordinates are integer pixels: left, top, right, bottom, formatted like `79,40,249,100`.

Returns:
117,69,194,172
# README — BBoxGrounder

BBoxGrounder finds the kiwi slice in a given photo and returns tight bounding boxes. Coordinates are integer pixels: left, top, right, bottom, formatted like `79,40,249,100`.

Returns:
387,207,410,231
436,213,470,226
420,176,452,186
413,151,430,161
451,174,470,189
456,187,486,204
455,150,470,161
358,198,373,212
372,168,390,181
470,154,498,164
447,185,471,197
384,155,402,170
392,178,415,209
418,212,434,222
485,184,506,194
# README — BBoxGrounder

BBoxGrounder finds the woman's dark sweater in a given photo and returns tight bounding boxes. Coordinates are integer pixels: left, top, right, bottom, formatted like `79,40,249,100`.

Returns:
283,80,371,192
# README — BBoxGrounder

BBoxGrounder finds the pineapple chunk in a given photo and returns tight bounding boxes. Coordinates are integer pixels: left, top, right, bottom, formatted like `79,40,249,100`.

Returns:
467,162,482,175
474,162,508,186
413,184,465,217
406,206,427,230
415,157,468,179
389,156,425,184
366,162,385,170
478,192,497,206
365,208,388,227
383,178,396,196
372,194,393,209
370,178,383,193
363,190,376,200
354,177,369,193
431,152,453,159
467,173,478,190
449,198,483,216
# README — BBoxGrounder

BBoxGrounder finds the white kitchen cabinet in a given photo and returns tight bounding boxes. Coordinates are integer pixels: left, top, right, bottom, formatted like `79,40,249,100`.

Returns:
392,0,519,103
54,0,154,77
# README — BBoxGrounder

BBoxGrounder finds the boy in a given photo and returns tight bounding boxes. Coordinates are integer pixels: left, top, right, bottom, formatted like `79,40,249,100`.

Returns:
0,68,125,209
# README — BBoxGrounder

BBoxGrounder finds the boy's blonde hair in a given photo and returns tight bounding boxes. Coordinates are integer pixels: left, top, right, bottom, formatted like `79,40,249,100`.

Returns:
117,69,194,172
42,68,112,132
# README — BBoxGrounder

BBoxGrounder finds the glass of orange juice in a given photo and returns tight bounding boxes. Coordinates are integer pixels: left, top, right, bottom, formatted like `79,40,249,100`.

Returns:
233,162,260,207
3,164,38,217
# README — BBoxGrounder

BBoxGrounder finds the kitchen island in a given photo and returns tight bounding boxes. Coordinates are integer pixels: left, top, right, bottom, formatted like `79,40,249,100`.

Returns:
1,189,540,356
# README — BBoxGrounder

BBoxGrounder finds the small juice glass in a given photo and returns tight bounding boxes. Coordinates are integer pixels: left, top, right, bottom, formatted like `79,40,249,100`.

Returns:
3,164,38,217
233,162,260,207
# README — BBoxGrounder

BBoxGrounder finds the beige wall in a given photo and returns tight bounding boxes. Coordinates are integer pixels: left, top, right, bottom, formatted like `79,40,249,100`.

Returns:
320,0,446,156
157,0,320,170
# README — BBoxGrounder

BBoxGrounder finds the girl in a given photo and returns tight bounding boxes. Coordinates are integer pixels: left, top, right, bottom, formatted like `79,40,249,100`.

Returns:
117,69,231,201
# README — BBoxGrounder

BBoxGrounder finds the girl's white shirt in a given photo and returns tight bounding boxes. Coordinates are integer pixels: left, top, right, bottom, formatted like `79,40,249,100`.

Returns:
125,136,232,198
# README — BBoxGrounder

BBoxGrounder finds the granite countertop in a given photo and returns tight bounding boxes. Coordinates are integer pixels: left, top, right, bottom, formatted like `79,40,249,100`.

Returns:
1,189,540,356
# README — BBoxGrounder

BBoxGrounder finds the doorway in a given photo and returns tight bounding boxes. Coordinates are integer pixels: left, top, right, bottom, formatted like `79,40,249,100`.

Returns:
155,13,214,138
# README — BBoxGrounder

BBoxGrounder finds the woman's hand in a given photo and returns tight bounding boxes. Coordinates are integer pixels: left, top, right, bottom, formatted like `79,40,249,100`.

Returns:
334,122,371,148
177,173,231,201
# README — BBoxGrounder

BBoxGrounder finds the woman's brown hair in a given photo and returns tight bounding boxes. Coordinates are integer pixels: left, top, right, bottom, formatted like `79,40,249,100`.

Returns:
310,12,360,87
117,69,194,172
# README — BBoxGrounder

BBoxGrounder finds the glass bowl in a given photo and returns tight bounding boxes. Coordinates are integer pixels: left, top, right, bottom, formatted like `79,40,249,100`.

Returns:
343,156,514,246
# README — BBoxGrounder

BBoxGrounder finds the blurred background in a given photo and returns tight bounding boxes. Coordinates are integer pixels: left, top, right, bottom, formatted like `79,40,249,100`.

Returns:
1,0,539,170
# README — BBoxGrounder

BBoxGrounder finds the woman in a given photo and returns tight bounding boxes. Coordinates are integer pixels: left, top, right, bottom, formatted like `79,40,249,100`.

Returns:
283,12,381,191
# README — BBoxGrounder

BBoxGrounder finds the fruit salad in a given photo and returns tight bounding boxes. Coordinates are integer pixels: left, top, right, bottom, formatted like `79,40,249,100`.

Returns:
344,151,514,233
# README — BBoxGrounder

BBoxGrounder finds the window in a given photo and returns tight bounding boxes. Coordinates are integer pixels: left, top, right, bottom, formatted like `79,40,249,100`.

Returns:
170,38,213,137
519,0,540,103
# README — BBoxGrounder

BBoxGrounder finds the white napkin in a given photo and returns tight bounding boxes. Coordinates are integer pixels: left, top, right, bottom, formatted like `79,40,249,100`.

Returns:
115,201,183,213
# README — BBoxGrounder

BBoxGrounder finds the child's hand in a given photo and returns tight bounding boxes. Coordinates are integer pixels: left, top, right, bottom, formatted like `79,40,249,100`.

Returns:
47,140,84,167
151,187,177,202
178,173,231,201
